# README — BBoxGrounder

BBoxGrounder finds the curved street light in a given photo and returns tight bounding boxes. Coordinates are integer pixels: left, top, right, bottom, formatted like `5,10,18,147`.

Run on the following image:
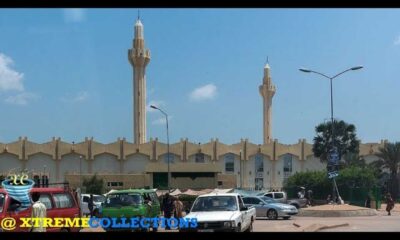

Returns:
299,65,363,203
150,105,171,193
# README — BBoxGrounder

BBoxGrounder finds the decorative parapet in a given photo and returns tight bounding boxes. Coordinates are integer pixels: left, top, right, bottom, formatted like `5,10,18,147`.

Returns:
25,138,57,159
275,139,302,159
58,139,90,159
124,139,152,159
91,139,120,159
0,137,391,165
0,138,24,159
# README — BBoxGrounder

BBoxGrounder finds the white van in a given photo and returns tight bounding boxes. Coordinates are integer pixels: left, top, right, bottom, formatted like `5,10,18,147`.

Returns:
80,194,105,216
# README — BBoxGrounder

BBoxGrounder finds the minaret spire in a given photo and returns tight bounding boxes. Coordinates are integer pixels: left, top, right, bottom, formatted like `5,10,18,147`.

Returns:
259,61,276,144
128,17,151,144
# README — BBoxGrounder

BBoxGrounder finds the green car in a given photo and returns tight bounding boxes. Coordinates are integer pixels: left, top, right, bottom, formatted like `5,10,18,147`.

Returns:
101,189,161,231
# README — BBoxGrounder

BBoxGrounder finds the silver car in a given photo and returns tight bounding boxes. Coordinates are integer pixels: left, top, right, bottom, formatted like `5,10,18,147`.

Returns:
242,196,298,220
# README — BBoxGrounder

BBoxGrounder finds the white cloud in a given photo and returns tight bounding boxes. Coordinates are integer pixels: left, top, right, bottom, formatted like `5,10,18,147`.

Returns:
394,35,400,45
5,92,38,105
147,100,165,113
63,9,86,23
0,53,24,92
152,116,172,125
61,91,89,103
189,83,217,102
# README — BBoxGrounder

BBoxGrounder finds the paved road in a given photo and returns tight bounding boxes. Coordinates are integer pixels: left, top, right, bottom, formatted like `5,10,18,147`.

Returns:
81,208,400,232
253,210,400,232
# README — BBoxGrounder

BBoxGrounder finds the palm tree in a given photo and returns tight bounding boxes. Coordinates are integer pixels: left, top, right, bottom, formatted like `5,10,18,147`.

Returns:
312,120,360,163
374,142,400,199
342,152,366,168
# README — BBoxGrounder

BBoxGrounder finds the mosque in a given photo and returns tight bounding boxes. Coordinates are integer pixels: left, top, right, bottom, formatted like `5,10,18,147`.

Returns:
0,18,385,191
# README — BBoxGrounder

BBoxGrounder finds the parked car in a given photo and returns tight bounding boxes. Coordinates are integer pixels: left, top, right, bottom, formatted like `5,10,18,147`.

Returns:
257,191,308,209
0,186,81,232
243,196,298,220
81,194,105,216
100,189,160,232
184,193,256,232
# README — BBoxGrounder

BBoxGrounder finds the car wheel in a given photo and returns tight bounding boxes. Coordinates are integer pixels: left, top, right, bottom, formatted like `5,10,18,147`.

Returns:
283,216,290,220
245,221,253,232
267,209,278,220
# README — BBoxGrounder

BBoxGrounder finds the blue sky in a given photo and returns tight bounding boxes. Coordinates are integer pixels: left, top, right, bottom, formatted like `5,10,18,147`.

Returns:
0,9,400,145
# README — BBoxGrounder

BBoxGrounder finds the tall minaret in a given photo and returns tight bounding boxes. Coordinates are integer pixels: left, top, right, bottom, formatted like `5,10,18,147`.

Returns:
128,17,151,144
259,62,276,144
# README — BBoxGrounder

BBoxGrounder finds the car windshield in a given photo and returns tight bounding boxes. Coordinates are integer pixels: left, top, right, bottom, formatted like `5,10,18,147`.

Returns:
191,196,237,212
105,193,143,207
260,196,277,204
93,195,106,203
0,194,4,213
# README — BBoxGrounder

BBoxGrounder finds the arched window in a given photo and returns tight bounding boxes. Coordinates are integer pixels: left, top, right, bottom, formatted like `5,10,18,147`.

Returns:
283,154,293,179
255,154,264,173
224,153,235,173
163,153,175,164
195,153,205,163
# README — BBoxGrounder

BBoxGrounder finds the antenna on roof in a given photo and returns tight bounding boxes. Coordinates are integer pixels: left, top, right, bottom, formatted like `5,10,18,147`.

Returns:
138,9,140,20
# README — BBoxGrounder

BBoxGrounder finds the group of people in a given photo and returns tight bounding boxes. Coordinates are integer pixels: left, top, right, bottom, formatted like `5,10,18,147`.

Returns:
161,193,184,230
298,187,314,206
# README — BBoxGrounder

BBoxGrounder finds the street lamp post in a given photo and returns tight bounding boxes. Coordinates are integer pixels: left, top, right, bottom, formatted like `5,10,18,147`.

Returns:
299,65,363,203
43,165,47,187
239,150,242,189
150,105,171,193
79,155,82,189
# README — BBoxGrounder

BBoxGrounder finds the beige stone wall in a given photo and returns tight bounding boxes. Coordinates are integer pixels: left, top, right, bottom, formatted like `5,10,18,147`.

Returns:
0,137,388,189
65,173,150,191
171,175,216,189
217,174,237,188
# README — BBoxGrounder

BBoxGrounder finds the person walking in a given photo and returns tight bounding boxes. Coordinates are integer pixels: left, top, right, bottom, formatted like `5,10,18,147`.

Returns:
88,194,94,217
326,194,332,204
173,197,184,229
306,190,313,206
30,192,47,232
162,193,174,230
365,195,371,208
385,193,395,216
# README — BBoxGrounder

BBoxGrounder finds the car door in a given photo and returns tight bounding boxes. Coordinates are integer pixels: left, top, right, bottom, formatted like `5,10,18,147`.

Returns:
253,197,268,217
149,192,160,217
5,195,30,232
81,195,89,215
237,196,249,231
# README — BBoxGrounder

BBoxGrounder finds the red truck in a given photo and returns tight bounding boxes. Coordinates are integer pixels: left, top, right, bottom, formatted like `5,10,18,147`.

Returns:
0,186,82,232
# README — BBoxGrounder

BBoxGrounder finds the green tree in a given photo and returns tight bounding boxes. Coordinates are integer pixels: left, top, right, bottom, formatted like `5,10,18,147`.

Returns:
82,174,104,194
341,152,366,168
284,166,377,200
373,142,400,199
312,120,360,163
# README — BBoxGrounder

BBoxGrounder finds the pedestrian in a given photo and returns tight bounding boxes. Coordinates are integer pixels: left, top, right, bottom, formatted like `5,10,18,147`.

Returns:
161,193,174,230
88,194,94,217
174,197,183,218
307,190,313,206
30,192,47,232
173,197,184,229
385,193,395,216
365,195,371,208
326,194,332,204
297,187,305,199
